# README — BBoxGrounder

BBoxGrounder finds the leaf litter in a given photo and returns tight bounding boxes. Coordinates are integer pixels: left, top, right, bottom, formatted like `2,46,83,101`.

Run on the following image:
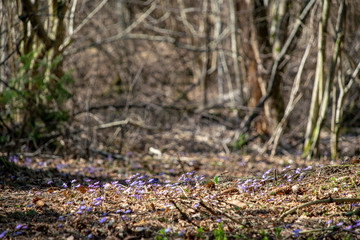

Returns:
1,153,360,239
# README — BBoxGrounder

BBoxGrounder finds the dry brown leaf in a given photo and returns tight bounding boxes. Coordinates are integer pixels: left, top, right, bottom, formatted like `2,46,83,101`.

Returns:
205,181,215,189
227,199,247,209
77,185,88,194
36,199,45,207
149,202,156,211
273,186,292,195
32,196,42,203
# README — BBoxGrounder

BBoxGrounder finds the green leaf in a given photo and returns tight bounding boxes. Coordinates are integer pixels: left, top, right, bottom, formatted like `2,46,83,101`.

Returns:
214,176,219,184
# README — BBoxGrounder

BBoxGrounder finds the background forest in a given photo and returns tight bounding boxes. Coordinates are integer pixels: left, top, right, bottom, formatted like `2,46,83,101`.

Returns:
2,0,360,239
1,0,360,160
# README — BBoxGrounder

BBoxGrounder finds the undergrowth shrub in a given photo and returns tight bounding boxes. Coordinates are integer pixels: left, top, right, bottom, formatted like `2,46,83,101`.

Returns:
0,51,72,149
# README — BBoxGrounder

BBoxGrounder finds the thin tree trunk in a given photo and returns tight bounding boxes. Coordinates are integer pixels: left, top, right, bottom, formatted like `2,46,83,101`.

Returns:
306,0,345,159
303,0,330,158
229,0,243,102
211,0,224,99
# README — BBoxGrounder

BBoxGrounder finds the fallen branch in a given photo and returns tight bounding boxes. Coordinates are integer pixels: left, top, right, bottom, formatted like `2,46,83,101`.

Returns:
200,200,241,224
96,119,167,131
170,200,199,227
278,197,360,222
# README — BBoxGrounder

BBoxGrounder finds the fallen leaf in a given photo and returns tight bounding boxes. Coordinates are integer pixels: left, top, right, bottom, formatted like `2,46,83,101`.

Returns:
205,181,215,189
227,200,247,209
32,196,42,203
36,199,45,207
76,185,88,194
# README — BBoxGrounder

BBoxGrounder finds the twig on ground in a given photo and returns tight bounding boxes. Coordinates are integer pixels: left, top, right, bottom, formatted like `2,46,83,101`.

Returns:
199,200,242,224
278,197,360,222
170,200,199,227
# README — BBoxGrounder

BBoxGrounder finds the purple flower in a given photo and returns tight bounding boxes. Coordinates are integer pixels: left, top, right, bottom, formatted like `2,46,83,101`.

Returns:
303,166,312,170
47,180,53,184
293,229,301,238
164,227,171,233
178,174,185,181
15,224,22,230
346,225,352,230
178,230,185,236
124,209,132,214
262,169,271,178
354,221,360,228
216,218,222,223
0,230,7,238
9,155,18,163
12,231,22,236
62,183,68,188
71,179,77,184
281,165,291,172
79,205,87,210
337,222,343,226
326,220,332,225
99,217,106,224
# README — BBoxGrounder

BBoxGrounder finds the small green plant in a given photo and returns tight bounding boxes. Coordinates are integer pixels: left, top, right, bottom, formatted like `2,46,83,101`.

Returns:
0,51,72,149
214,222,227,240
196,226,205,239
260,229,268,240
214,176,219,184
229,134,247,151
274,227,283,239
156,228,171,240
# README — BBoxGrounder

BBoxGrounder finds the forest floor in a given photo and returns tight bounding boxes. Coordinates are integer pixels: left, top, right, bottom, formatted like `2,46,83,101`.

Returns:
1,147,360,239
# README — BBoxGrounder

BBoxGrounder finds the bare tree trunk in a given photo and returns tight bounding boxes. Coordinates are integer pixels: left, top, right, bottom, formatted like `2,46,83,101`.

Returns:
331,61,342,160
229,0,243,102
211,0,224,100
331,48,360,160
261,40,312,156
303,0,346,159
117,0,130,31
240,0,315,135
201,0,211,106
303,0,330,158
0,1,5,92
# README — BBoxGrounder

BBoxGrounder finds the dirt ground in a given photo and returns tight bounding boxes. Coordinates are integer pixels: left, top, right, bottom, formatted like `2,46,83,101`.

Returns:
1,138,360,240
